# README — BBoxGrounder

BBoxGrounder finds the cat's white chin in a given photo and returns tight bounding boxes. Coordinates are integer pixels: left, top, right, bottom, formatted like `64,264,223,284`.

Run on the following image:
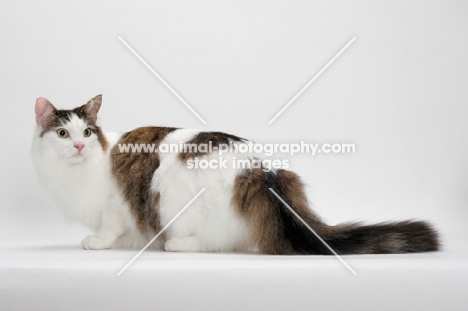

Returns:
67,154,86,163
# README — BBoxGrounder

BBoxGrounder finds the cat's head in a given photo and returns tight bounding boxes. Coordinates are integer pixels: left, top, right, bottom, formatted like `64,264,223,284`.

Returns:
34,94,108,163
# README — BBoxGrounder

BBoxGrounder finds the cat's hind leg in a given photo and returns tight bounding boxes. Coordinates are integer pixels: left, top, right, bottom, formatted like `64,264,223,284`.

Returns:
164,236,202,252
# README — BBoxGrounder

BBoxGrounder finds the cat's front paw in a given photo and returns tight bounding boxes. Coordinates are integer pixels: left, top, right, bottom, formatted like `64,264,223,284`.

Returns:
81,235,110,250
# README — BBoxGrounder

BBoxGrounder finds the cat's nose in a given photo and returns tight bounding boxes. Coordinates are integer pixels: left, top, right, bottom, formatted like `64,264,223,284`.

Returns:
74,143,85,152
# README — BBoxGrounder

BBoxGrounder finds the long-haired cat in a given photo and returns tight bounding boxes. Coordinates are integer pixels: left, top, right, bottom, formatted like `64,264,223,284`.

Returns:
31,95,439,254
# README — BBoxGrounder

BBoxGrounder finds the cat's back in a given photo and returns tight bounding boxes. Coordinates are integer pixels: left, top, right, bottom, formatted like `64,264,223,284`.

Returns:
109,126,247,187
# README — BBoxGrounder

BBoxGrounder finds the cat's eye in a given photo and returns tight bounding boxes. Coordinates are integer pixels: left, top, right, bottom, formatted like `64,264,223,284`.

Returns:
83,128,92,137
57,128,69,138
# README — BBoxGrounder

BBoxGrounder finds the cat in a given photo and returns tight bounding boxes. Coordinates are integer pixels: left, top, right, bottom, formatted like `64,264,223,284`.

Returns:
31,94,439,254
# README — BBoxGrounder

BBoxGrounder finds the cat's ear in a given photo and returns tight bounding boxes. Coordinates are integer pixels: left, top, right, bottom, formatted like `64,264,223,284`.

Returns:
35,97,57,128
80,94,102,124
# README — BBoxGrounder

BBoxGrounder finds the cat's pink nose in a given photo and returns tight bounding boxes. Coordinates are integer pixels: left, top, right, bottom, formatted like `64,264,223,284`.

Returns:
74,143,85,152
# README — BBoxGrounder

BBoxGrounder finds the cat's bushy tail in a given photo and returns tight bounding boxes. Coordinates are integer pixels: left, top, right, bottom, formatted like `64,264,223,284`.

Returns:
233,169,439,255
320,220,439,254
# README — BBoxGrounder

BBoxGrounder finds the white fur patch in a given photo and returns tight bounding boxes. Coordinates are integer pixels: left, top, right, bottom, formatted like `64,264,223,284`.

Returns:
152,129,253,252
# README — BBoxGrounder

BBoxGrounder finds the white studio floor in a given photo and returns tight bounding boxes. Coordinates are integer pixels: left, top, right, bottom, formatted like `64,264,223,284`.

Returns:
1,239,467,311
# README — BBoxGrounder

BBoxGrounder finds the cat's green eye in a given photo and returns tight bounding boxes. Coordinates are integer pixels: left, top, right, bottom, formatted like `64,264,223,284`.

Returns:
83,128,92,137
57,128,69,138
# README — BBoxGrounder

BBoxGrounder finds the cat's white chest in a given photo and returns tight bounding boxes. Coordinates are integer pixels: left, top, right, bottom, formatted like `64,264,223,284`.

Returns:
39,157,111,231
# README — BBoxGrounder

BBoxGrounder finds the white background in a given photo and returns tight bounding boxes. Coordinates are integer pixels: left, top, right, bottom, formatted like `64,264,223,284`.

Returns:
1,0,467,244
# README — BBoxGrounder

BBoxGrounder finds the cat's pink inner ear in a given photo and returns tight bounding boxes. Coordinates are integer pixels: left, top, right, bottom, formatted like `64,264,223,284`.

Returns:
35,97,55,127
85,94,102,122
